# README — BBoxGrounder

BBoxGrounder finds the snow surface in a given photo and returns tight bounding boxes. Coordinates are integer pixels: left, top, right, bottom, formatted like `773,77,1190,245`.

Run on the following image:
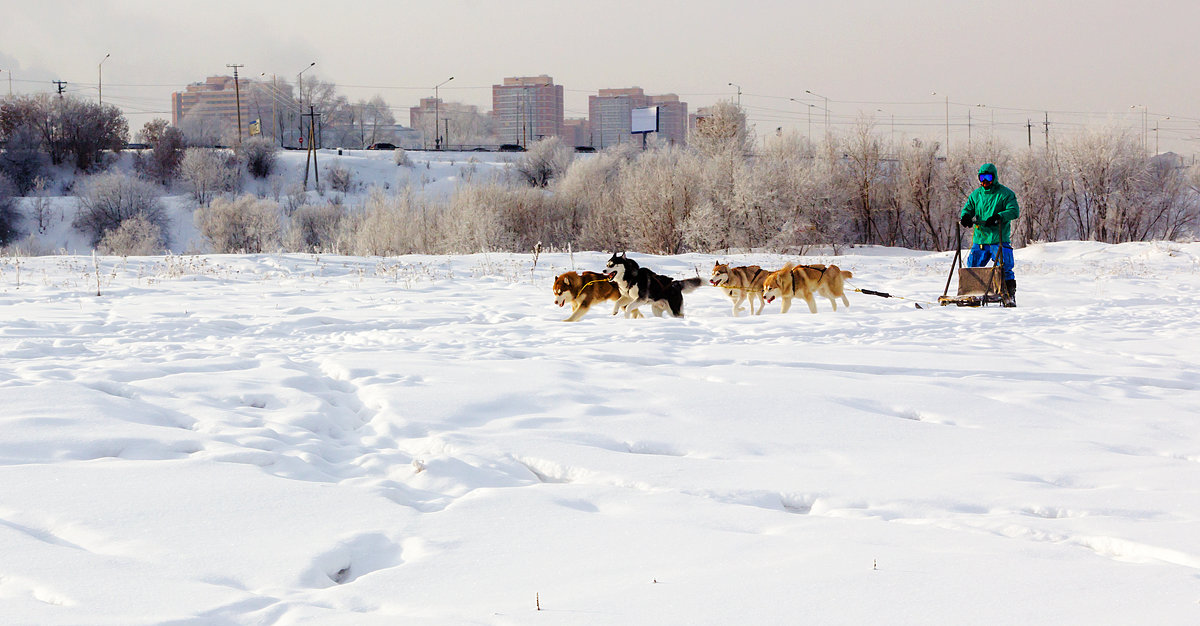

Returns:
2,240,1200,624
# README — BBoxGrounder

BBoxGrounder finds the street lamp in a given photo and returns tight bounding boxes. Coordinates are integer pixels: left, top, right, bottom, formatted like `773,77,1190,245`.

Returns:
434,76,453,150
805,89,830,138
297,62,316,107
790,98,817,140
1155,116,1170,155
1130,104,1148,155
877,108,894,147
98,53,110,106
728,82,741,106
932,92,949,156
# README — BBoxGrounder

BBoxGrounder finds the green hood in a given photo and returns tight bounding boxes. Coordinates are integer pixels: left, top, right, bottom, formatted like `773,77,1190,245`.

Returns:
978,163,998,180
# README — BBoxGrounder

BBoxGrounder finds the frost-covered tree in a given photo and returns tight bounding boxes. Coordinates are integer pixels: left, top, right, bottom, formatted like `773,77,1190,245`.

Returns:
0,94,126,171
73,173,169,247
0,172,21,245
237,136,278,179
180,148,238,205
515,136,573,188
195,194,281,253
620,146,704,254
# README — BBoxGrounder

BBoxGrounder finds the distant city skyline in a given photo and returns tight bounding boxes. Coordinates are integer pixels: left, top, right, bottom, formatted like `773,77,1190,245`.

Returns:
3,0,1199,155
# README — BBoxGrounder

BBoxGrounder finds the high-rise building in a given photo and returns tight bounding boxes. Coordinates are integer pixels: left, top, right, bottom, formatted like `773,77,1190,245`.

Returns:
588,88,688,148
491,75,564,147
562,118,591,148
648,94,688,146
588,87,647,149
170,76,258,135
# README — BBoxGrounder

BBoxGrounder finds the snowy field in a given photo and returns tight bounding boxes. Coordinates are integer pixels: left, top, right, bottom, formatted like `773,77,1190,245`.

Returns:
2,241,1200,624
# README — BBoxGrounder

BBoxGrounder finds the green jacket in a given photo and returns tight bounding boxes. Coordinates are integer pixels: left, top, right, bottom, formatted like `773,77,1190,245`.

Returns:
960,163,1019,244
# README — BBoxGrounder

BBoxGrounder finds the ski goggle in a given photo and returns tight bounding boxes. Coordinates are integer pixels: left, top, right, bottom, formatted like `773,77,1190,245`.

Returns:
978,173,995,183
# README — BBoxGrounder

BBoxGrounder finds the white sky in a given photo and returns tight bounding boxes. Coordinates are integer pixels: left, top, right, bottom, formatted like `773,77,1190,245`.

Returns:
3,0,1199,154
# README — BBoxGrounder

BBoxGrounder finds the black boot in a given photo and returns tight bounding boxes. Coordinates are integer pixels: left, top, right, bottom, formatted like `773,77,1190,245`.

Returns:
1002,279,1017,308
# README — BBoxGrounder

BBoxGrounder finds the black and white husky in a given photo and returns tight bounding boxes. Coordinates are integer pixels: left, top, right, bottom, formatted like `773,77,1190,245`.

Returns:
604,252,704,318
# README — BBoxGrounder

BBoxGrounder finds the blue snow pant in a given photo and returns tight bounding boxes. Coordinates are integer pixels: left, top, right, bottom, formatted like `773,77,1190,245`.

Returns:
968,243,1015,281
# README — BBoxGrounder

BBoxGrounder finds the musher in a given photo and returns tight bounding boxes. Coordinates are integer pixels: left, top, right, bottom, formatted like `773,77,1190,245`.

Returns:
960,163,1020,307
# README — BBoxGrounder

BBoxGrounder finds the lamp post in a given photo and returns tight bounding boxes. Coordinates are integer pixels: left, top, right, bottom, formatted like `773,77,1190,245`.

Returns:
728,82,741,106
98,53,110,106
1155,116,1170,155
297,62,316,148
932,92,949,157
434,76,453,150
1130,104,1148,155
789,98,817,140
805,90,830,138
261,72,280,146
877,108,894,147
297,62,316,108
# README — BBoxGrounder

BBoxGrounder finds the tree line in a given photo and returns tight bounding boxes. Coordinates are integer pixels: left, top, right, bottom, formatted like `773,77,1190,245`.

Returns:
1,96,1196,255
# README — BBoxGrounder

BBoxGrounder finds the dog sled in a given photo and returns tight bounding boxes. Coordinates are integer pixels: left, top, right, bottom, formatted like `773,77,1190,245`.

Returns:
938,224,1009,307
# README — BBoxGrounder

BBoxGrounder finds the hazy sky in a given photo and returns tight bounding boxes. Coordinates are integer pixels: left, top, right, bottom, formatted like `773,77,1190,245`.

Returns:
3,0,1198,154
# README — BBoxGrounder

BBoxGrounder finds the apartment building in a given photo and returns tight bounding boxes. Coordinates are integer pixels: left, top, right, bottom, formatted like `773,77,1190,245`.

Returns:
491,75,564,147
170,76,257,134
588,88,688,148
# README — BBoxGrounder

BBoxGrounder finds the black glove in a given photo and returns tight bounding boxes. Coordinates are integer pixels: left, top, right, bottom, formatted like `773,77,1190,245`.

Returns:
960,215,973,228
984,215,1001,227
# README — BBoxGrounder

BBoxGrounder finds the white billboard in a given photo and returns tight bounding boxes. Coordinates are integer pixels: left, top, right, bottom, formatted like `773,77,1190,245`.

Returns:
631,106,659,134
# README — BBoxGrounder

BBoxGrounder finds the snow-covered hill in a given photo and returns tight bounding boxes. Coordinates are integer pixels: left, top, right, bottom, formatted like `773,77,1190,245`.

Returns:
14,148,522,254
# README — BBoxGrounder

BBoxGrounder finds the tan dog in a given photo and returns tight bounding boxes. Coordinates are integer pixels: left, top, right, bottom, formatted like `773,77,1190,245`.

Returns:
762,263,853,314
553,271,641,321
710,262,769,316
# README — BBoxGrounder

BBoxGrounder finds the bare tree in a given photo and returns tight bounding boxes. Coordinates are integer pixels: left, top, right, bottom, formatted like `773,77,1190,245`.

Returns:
180,148,238,205
73,173,169,247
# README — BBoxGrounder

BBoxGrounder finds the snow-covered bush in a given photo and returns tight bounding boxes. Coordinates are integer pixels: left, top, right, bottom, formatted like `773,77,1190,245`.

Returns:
327,165,352,193
393,148,412,167
72,173,169,247
0,125,46,193
514,136,573,188
180,148,238,206
285,203,346,252
97,214,166,256
0,172,20,245
194,194,281,253
344,188,431,256
237,136,278,179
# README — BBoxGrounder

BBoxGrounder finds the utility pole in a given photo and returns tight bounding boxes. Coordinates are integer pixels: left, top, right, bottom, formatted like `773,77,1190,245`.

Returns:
227,64,244,144
1043,112,1050,148
444,119,450,150
303,105,320,189
1027,119,1033,148
53,80,67,97
98,53,110,106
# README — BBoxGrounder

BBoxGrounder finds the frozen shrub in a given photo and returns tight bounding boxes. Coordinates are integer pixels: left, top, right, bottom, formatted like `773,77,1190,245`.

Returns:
194,194,281,253
393,148,411,167
0,172,21,245
180,148,238,205
73,173,169,247
0,125,46,193
346,188,431,255
238,136,278,179
98,214,166,255
327,165,352,193
514,136,573,188
285,203,346,252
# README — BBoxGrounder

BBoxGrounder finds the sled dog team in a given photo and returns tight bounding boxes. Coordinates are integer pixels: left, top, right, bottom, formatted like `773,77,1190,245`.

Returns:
552,252,853,322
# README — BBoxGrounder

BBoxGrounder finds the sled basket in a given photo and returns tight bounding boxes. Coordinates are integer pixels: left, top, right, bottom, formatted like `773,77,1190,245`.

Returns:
938,267,1004,307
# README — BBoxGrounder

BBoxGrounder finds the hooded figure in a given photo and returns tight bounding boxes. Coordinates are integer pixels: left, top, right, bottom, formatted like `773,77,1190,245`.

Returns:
960,163,1020,306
